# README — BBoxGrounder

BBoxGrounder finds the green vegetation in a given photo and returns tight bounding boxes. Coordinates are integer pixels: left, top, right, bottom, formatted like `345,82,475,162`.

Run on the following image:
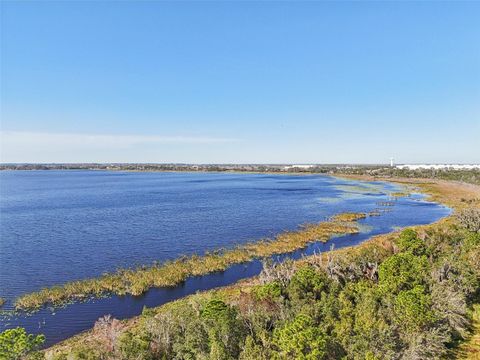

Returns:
14,213,365,312
0,327,44,359
274,314,329,359
37,210,480,359
335,167,480,186
3,178,478,358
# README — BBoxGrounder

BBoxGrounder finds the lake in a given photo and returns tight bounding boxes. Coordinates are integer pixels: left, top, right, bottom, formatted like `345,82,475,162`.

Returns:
0,171,450,346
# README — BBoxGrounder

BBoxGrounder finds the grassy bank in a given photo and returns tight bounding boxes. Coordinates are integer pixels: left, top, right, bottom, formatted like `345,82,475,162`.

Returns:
14,213,366,311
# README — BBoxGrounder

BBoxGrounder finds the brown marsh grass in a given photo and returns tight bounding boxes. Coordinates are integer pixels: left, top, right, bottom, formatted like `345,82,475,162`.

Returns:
14,212,365,311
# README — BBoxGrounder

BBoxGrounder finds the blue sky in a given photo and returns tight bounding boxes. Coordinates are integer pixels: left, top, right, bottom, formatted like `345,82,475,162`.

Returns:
1,1,479,164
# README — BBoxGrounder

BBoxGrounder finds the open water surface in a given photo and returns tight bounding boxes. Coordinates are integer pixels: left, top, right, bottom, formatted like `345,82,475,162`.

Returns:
0,171,450,346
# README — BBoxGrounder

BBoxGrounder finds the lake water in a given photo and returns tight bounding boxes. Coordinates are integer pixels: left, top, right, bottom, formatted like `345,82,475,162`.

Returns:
0,171,450,346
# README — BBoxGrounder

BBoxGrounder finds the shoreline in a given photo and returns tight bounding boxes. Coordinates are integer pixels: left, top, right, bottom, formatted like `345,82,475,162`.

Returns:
2,174,473,354
11,174,456,313
9,174,436,313
334,174,480,210
41,175,480,355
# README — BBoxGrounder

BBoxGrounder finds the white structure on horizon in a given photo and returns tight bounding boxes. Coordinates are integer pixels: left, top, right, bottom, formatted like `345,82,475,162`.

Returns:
283,164,316,170
396,164,480,170
390,157,394,167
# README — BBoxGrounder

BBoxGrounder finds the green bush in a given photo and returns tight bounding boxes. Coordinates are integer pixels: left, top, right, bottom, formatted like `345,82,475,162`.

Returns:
118,331,152,359
273,314,328,359
396,229,427,256
0,327,45,360
252,281,282,301
239,336,269,360
201,299,232,321
201,299,246,359
287,265,329,302
171,316,209,359
394,285,436,333
378,252,429,294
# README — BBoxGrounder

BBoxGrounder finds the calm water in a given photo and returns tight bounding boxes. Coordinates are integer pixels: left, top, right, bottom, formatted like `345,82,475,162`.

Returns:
0,171,450,346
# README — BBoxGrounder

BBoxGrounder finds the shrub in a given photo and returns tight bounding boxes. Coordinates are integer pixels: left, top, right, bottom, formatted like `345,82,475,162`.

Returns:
394,285,436,333
201,299,232,321
396,229,427,256
201,299,245,359
118,331,152,360
430,282,469,338
0,327,45,360
92,314,125,353
239,335,269,360
287,265,329,302
273,314,328,359
258,259,295,288
171,316,209,359
378,252,429,294
252,281,282,301
457,208,480,233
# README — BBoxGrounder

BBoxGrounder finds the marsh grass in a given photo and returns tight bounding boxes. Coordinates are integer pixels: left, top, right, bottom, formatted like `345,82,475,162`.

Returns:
389,191,410,198
14,212,365,312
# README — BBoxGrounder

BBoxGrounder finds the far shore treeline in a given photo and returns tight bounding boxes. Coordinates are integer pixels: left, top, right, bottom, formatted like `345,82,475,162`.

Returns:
1,164,479,186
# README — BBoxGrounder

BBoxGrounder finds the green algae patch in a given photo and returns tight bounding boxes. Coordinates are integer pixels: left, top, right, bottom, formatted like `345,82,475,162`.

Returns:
334,182,386,195
14,212,366,312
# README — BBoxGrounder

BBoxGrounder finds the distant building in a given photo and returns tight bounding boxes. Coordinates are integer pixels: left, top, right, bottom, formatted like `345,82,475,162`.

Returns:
396,164,480,170
282,165,316,170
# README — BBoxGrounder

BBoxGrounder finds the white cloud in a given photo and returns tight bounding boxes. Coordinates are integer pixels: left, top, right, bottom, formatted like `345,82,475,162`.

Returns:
0,131,239,163
1,131,237,147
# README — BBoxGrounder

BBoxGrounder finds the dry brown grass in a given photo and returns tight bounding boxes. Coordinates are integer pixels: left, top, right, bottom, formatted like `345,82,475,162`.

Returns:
457,304,480,359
